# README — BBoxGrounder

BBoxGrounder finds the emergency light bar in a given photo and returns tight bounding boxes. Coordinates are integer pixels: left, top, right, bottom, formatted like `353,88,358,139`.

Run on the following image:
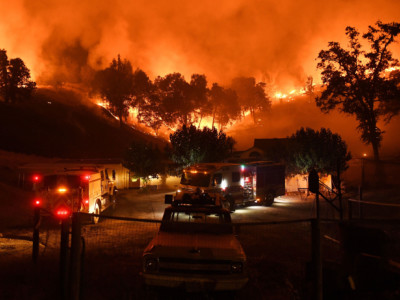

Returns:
55,208,70,218
32,175,41,182
57,187,68,194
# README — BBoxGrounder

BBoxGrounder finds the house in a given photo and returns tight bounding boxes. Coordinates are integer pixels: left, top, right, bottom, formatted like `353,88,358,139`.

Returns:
230,138,289,163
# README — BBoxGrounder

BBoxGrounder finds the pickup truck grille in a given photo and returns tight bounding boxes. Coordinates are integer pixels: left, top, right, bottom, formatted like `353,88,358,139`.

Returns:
158,257,235,275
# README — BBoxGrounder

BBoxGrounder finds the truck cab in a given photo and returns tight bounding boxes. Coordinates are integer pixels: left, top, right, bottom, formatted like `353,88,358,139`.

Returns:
142,193,248,291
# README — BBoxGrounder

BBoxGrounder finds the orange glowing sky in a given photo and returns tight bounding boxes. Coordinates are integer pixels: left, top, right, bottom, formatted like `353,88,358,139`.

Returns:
1,0,399,92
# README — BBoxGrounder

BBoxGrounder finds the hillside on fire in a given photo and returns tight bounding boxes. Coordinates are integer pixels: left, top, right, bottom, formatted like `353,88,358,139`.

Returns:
0,87,167,159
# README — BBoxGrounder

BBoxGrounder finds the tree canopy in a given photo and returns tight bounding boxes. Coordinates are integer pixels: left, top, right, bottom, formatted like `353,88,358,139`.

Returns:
316,21,400,161
169,125,235,168
89,57,272,133
92,55,134,127
154,73,208,128
123,141,165,180
0,49,36,103
231,77,271,124
286,127,351,176
209,83,241,130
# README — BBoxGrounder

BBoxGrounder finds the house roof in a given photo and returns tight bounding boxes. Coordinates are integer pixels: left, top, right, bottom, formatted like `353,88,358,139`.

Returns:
253,138,289,151
230,138,289,163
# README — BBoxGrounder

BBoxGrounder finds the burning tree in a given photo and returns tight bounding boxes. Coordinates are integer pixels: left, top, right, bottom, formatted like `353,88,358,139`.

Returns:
189,74,209,127
154,73,192,128
209,83,241,130
131,68,154,121
0,49,36,103
230,77,270,124
92,55,134,127
316,21,400,161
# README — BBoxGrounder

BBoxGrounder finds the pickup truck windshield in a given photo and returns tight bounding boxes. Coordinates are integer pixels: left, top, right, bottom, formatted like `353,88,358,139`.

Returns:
160,210,233,234
180,172,211,187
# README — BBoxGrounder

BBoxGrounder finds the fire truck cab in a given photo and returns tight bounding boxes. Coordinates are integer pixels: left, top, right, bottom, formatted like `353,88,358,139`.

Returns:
34,167,117,223
175,162,285,211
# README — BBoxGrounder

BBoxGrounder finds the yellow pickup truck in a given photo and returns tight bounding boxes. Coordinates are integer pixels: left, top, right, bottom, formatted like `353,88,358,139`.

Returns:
141,195,248,292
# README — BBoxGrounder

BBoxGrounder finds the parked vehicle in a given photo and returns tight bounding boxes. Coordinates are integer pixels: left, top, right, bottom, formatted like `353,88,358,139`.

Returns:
175,161,285,211
142,194,248,291
33,167,117,223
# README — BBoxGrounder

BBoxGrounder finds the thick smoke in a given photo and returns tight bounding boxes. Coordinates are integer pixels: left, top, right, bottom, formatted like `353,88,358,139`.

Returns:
228,95,400,158
1,0,400,156
1,0,399,90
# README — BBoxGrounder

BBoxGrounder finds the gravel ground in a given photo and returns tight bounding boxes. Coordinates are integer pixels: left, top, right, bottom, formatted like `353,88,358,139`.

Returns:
1,188,399,299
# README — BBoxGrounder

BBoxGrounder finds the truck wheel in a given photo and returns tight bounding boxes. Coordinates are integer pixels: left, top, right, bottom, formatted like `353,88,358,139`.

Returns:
109,193,117,210
92,201,101,224
263,192,275,206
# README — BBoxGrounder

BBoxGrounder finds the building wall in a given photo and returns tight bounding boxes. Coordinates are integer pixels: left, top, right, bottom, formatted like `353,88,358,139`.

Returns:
145,175,181,189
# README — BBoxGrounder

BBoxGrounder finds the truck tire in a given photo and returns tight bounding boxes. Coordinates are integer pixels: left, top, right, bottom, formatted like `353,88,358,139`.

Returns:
110,190,117,210
92,201,101,224
263,192,275,206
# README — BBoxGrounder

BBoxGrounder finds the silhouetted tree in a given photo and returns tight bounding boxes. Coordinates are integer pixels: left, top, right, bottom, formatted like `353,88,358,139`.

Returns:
138,92,164,135
209,83,241,129
92,55,134,127
131,68,153,121
123,141,165,182
0,49,36,103
287,127,351,176
0,50,9,102
316,21,400,161
190,74,209,127
231,77,271,124
154,73,192,127
169,125,235,168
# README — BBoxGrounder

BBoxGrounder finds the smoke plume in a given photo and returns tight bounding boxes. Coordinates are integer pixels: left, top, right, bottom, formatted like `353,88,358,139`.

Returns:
1,0,399,91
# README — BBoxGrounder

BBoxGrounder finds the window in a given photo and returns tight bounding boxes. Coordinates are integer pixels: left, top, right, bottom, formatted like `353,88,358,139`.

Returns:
180,172,211,187
160,209,233,234
249,151,261,158
232,172,240,183
212,173,222,185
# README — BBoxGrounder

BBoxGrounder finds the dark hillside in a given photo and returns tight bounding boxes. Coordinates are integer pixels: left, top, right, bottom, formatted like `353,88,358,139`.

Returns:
0,88,167,158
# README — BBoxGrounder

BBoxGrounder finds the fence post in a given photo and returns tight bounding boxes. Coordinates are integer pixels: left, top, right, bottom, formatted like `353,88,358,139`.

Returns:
60,217,70,300
311,218,323,300
348,200,352,220
69,212,82,300
337,162,343,221
358,188,363,219
32,206,40,263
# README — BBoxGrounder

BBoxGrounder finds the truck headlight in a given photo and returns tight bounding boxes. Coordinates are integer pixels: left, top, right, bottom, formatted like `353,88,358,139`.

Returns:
231,262,243,273
143,256,159,272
